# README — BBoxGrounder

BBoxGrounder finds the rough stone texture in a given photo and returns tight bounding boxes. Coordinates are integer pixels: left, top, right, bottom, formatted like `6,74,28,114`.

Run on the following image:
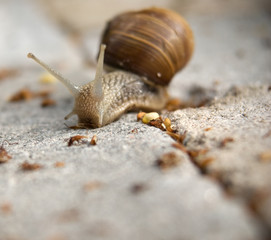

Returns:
0,100,265,240
0,0,271,239
166,85,271,227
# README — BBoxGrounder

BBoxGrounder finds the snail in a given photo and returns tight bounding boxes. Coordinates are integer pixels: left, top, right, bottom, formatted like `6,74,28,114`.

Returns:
27,7,194,128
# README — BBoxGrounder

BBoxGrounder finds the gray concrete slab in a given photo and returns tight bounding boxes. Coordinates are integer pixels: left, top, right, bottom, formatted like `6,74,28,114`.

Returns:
0,0,271,239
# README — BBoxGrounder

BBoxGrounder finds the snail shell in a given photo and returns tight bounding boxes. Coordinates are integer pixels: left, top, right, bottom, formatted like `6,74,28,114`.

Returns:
100,7,194,86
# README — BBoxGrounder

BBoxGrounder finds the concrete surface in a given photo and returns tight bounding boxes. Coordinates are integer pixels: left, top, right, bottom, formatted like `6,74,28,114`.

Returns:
0,0,271,239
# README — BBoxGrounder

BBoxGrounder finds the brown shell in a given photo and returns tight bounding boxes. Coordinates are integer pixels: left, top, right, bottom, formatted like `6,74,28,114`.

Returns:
100,7,194,86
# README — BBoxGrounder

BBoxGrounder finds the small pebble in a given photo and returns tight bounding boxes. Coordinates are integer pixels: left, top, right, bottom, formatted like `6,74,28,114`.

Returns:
142,112,159,124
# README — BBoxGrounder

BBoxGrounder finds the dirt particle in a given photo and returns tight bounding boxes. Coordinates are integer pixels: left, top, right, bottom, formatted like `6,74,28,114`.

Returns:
213,79,221,86
156,152,181,170
67,135,88,146
8,88,53,102
83,181,102,192
131,128,138,134
247,189,269,214
259,151,271,162
90,135,97,145
41,98,56,107
54,161,65,168
8,88,34,102
163,118,171,128
0,145,12,163
139,112,176,133
142,112,159,124
21,161,42,171
149,117,166,131
220,137,234,147
172,142,187,153
1,202,12,214
131,183,148,194
187,148,213,174
187,148,209,159
0,68,17,81
163,117,175,132
204,127,212,131
199,157,215,169
166,131,186,143
137,112,146,121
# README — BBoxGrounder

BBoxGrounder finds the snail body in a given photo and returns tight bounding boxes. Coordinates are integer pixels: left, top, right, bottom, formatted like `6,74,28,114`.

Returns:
74,71,168,128
27,8,194,128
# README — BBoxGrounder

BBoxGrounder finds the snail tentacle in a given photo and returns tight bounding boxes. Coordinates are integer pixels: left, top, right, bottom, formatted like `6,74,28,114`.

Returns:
92,44,106,101
27,53,80,97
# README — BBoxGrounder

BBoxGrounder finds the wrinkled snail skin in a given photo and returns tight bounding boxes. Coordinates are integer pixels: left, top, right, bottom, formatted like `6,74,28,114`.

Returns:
74,71,168,128
27,7,194,128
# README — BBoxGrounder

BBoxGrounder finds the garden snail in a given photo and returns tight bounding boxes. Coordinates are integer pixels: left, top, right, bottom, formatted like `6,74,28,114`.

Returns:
27,7,194,128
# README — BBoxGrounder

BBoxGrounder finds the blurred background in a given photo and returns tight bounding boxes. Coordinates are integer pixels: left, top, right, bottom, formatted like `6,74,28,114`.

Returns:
0,0,271,98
